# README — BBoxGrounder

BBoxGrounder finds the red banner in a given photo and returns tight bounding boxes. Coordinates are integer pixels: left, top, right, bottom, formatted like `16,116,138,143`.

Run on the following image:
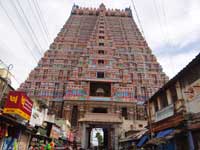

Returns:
3,91,33,120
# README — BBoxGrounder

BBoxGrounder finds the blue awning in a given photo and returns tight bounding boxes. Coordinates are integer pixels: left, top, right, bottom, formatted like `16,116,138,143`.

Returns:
156,129,174,138
137,135,148,147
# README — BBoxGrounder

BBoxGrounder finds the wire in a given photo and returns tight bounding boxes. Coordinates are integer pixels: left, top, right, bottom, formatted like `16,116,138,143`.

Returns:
9,0,42,57
152,0,166,43
15,0,44,55
33,0,51,41
159,0,176,75
0,1,38,63
27,0,50,45
130,0,146,39
10,72,21,86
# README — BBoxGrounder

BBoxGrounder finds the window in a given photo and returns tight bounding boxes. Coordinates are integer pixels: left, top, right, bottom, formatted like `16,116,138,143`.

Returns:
139,124,143,128
59,70,63,76
50,59,54,64
99,30,104,34
99,26,104,29
141,87,146,96
122,107,128,120
44,69,48,74
97,72,104,78
26,82,31,88
43,69,48,79
90,82,111,97
160,93,168,108
55,83,59,89
153,74,157,84
98,50,104,54
35,82,41,88
99,42,104,46
99,36,104,39
98,60,104,64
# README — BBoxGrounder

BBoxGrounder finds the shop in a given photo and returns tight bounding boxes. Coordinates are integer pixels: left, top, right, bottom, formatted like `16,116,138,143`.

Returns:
0,91,33,150
0,118,20,150
0,114,34,150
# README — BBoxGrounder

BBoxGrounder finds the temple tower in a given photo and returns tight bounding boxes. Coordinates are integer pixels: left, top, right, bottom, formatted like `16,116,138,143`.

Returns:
19,4,168,149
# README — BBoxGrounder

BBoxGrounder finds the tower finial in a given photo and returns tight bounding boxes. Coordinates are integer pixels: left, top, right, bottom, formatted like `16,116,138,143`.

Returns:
99,3,106,9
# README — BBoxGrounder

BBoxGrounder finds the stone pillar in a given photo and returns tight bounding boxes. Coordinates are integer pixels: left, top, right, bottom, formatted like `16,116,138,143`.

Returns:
87,128,92,148
81,123,87,149
134,105,137,120
128,109,134,120
114,125,119,150
64,105,71,121
176,81,183,99
188,131,195,150
79,105,85,118
166,89,172,104
116,107,121,117
157,97,161,110
150,102,155,116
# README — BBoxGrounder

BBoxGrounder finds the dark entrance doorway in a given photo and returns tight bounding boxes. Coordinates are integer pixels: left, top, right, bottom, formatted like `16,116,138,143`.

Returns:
92,107,108,113
88,126,111,150
90,82,111,97
90,128,104,148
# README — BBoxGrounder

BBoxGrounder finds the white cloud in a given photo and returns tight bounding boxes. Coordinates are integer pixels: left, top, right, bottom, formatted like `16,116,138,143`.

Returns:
157,49,199,78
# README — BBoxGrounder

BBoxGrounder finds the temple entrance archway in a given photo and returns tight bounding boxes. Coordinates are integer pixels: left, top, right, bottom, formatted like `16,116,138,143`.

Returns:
79,113,122,150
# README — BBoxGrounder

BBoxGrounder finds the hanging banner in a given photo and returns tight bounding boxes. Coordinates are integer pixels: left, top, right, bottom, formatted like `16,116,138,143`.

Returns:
3,91,33,120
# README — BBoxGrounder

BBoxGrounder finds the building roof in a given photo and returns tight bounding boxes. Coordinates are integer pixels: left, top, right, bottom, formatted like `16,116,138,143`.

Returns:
148,52,200,102
79,113,122,123
0,76,15,90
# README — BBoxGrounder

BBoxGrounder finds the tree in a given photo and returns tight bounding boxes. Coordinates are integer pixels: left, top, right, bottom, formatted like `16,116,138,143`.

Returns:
95,132,103,146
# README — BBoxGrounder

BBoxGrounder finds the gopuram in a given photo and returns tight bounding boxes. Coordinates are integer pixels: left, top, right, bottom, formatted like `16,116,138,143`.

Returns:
19,4,168,149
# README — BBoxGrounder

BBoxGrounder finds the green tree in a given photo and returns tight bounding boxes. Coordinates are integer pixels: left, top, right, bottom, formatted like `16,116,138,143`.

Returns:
95,132,103,146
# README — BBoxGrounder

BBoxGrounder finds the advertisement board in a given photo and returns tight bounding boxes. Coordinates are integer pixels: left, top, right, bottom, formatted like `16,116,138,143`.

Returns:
50,125,60,139
3,91,33,120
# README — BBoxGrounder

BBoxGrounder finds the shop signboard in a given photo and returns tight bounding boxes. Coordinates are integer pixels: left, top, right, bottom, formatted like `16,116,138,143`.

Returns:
50,125,60,139
3,91,33,120
67,131,74,142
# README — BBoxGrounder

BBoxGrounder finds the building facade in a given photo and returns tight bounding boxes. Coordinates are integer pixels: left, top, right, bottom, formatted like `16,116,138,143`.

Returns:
19,4,168,149
145,53,200,150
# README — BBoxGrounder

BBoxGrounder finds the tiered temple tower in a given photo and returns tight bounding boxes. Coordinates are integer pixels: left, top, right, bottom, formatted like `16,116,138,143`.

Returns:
19,4,168,149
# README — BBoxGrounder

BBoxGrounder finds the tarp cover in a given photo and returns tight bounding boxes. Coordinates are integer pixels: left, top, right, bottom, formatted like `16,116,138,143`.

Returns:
156,129,174,138
137,135,148,147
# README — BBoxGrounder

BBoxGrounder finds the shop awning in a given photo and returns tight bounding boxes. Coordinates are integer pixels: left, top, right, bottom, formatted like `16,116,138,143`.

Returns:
137,135,148,147
156,129,174,138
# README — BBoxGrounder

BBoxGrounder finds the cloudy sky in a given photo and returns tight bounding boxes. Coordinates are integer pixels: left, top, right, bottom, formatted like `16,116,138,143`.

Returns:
0,0,200,89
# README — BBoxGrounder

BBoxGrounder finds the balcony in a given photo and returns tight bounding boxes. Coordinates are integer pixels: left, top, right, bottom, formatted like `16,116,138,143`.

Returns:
155,104,174,122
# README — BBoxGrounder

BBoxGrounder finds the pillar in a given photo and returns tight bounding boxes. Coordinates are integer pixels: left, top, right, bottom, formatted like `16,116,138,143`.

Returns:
157,97,161,110
87,128,92,148
188,131,195,150
176,81,183,100
81,123,87,149
64,105,71,121
166,89,172,104
114,125,119,150
103,128,108,149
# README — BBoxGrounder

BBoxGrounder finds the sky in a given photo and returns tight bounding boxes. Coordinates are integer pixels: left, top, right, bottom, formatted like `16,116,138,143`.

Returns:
0,0,200,89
